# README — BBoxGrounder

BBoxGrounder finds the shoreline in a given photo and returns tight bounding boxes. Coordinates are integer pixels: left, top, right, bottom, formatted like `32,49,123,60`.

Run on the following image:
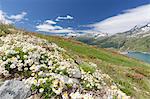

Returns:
119,51,150,64
119,51,150,55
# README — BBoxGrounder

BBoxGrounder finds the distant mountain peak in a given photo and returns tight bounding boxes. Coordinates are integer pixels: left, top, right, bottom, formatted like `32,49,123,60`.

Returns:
123,23,150,38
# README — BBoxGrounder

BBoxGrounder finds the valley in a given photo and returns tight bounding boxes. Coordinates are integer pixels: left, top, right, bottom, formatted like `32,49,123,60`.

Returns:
0,24,150,98
75,24,150,63
75,24,150,52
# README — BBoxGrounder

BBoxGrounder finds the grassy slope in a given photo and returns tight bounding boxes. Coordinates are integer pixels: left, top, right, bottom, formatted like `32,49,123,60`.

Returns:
0,25,150,98
33,33,150,99
76,34,127,49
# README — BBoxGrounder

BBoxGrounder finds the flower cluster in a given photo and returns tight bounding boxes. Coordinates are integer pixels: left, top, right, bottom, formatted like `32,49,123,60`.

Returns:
0,34,64,77
0,33,130,99
81,69,106,90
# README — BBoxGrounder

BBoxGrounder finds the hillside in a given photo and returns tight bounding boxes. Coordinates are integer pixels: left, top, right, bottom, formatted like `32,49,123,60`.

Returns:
76,24,150,52
0,24,150,99
35,32,150,99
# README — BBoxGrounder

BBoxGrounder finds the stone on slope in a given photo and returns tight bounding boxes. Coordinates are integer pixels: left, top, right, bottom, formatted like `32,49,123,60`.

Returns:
0,80,31,99
71,69,82,78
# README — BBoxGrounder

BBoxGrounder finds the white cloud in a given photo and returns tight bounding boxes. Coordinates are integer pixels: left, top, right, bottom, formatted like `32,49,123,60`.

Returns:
45,20,57,24
56,15,73,21
36,20,74,33
0,10,27,24
88,4,150,34
0,10,12,24
8,12,27,22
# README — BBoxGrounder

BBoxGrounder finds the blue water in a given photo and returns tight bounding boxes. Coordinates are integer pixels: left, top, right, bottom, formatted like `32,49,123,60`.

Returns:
127,52,150,64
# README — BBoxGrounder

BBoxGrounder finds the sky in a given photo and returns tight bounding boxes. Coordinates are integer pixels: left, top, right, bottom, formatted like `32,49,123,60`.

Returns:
0,0,150,35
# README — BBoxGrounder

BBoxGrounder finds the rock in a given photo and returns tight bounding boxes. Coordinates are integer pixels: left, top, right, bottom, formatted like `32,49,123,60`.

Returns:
61,75,79,84
75,57,83,65
71,69,82,79
0,80,31,99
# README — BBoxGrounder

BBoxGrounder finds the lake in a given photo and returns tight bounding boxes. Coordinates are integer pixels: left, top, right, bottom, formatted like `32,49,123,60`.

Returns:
127,52,150,64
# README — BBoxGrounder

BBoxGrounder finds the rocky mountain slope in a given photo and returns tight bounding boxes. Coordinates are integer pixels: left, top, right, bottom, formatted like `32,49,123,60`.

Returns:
73,32,108,45
76,24,150,52
0,24,150,99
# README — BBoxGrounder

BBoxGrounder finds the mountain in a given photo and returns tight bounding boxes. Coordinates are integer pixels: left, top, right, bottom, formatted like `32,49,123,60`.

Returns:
76,23,150,52
73,32,108,45
0,24,150,99
123,23,150,38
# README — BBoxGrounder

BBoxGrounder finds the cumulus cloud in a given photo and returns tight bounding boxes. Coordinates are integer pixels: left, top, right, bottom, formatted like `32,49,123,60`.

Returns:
56,15,73,21
36,20,74,33
0,10,12,24
88,4,150,34
45,20,57,24
0,10,27,24
8,12,27,22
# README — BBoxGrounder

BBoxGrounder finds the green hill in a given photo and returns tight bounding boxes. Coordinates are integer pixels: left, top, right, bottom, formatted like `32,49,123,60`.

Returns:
0,24,150,99
86,33,150,52
35,33,150,99
76,24,150,52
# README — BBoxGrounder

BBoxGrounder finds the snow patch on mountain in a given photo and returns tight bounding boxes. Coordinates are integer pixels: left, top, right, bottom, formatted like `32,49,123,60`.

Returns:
124,23,150,38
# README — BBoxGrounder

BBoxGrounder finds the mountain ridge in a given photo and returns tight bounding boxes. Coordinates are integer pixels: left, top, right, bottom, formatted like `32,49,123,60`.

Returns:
75,23,150,52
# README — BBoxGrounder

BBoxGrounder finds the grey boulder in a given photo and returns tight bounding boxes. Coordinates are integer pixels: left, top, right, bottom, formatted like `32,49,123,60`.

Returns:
0,80,31,99
71,69,82,79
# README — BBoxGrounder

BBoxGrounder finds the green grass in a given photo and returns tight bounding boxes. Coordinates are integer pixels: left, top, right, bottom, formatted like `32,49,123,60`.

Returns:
34,33,150,99
79,62,96,73
0,24,15,36
35,33,150,67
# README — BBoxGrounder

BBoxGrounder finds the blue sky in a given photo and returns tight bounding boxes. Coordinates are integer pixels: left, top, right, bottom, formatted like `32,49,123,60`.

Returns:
0,0,150,35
